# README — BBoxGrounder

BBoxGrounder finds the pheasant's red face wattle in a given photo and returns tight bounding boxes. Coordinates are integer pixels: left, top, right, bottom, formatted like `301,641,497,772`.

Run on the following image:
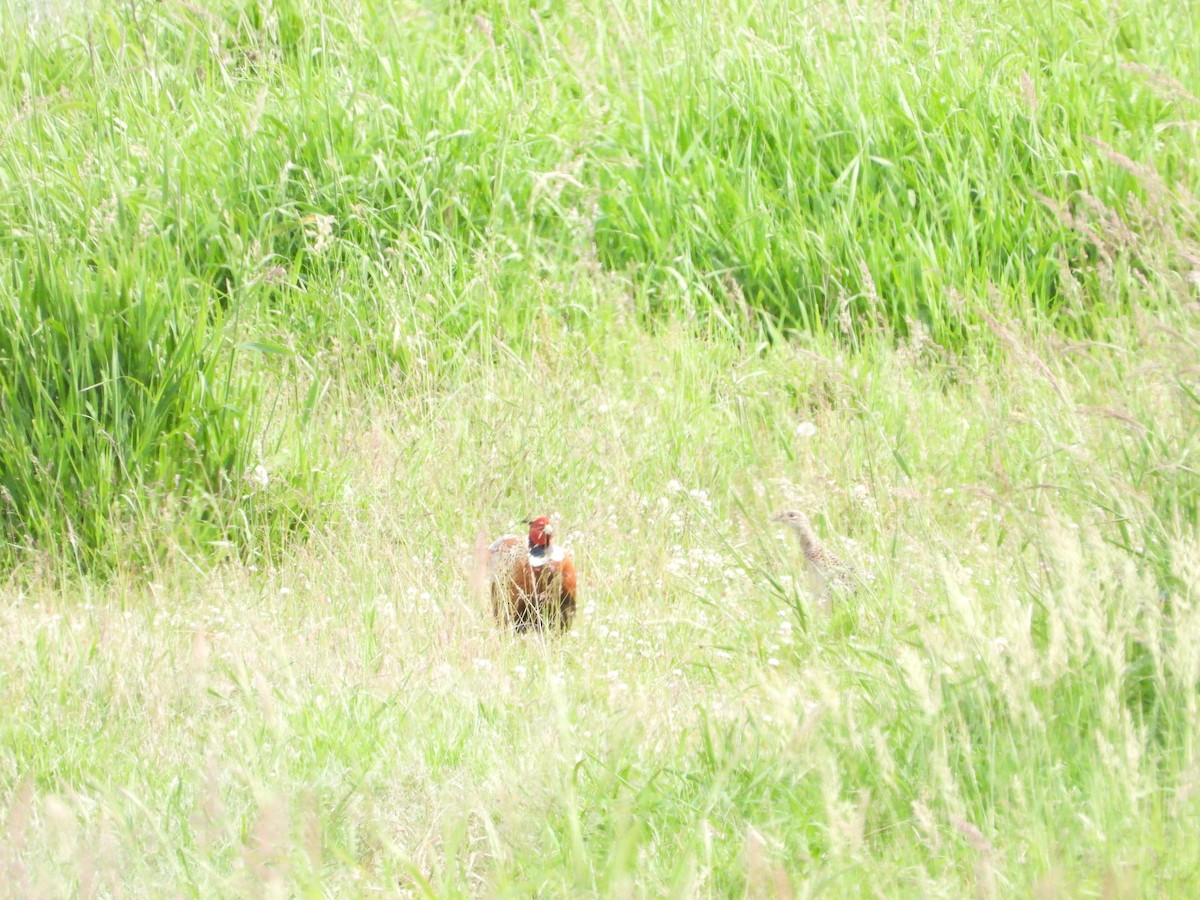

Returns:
527,516,552,548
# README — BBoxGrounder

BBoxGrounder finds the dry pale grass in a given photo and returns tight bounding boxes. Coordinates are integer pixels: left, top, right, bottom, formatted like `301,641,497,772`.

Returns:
2,295,1198,894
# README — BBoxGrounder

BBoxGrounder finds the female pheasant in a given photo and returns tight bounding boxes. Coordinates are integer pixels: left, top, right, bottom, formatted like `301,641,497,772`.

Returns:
772,509,858,606
488,516,578,633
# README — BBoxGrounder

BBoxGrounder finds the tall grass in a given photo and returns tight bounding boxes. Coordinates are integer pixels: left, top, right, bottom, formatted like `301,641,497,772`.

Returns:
0,253,242,565
1,0,1199,894
3,306,1199,894
5,0,1196,350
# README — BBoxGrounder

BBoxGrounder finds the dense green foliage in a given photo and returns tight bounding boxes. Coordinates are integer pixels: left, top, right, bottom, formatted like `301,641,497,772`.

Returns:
2,0,1198,559
0,256,243,560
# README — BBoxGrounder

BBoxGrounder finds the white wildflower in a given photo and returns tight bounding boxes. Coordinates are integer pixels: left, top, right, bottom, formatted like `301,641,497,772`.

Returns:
245,464,270,491
305,214,336,254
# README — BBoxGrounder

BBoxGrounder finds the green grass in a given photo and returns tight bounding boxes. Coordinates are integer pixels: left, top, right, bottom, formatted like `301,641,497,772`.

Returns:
2,0,1199,894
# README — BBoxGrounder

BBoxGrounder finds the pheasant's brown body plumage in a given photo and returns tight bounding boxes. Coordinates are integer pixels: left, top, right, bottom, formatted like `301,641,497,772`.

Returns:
772,509,858,605
488,518,578,633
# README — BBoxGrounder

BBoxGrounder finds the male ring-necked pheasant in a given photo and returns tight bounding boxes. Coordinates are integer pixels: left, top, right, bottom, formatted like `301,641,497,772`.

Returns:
772,509,858,605
488,516,578,632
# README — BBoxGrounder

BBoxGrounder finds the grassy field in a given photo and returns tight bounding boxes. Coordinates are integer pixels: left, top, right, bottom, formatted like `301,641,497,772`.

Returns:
2,0,1200,894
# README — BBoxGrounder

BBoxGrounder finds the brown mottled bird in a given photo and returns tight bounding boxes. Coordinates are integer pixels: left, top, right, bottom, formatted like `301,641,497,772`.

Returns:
772,509,858,605
488,516,578,633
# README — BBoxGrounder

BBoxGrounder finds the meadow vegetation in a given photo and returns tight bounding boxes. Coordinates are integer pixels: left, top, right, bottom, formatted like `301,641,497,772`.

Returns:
1,0,1199,894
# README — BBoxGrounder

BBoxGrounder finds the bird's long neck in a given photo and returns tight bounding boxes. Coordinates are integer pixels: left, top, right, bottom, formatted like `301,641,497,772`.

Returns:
793,525,820,558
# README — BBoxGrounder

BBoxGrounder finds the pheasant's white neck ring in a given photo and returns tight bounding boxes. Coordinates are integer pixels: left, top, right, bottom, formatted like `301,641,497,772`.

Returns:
529,543,567,567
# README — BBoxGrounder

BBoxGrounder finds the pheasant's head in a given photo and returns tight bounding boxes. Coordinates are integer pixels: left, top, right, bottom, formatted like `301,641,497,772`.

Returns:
771,509,813,535
527,516,553,548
